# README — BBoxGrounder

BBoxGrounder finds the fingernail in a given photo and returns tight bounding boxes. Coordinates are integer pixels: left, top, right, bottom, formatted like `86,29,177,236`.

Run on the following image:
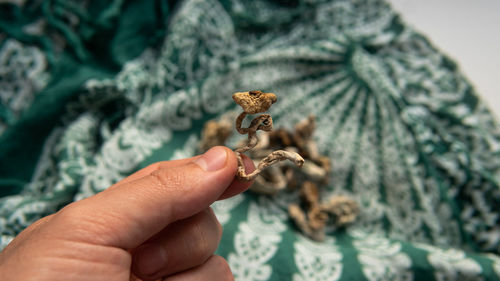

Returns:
134,243,167,276
194,146,228,171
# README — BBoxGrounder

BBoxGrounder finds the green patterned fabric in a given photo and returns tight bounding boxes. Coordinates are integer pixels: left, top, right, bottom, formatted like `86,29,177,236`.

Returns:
1,0,500,280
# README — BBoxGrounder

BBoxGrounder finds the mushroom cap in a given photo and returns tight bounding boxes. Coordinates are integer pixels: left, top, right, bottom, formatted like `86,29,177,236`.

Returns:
232,90,277,114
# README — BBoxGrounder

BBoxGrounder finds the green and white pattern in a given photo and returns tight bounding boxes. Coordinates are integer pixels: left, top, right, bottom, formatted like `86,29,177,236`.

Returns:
1,0,500,280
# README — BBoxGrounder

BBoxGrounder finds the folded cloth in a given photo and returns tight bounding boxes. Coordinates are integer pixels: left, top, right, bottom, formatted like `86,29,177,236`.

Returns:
1,0,500,280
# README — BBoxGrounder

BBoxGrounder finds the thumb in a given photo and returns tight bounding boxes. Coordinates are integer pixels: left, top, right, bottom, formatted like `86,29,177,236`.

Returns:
52,146,238,249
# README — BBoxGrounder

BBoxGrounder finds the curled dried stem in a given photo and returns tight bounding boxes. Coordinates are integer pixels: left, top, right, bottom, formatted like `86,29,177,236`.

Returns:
234,112,272,153
232,91,304,182
289,181,359,241
321,196,359,226
237,150,304,181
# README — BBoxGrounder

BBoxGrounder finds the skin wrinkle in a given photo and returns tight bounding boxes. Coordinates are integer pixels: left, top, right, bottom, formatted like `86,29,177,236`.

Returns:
190,214,211,266
40,255,130,281
57,204,130,247
41,241,131,270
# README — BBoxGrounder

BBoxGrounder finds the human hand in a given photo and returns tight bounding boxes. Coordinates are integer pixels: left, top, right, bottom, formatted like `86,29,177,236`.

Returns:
0,146,254,281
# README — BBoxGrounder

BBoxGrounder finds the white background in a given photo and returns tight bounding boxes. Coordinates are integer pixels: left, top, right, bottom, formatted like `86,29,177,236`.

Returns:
388,0,500,117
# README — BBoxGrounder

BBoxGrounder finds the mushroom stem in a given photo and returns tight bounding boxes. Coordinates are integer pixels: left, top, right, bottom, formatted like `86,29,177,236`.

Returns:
236,150,304,182
235,112,272,154
235,112,248,135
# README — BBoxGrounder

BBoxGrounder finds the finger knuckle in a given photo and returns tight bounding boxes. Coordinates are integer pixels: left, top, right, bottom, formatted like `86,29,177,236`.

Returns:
206,208,223,242
189,219,212,262
178,210,222,267
55,203,123,245
149,164,202,193
212,256,234,281
150,169,183,191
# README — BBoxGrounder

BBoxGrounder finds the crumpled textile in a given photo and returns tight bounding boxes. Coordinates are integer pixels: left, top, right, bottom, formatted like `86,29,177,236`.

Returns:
1,0,500,280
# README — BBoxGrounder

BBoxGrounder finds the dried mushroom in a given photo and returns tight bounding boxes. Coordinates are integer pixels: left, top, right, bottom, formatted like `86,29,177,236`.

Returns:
289,181,359,241
232,91,304,182
197,91,359,241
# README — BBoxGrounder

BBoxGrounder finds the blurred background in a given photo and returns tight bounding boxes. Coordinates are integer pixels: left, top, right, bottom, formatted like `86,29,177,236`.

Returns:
389,0,500,117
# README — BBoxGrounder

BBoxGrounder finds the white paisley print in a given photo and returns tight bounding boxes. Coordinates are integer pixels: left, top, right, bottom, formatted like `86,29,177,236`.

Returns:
0,39,49,135
352,231,412,281
417,243,483,281
491,254,500,278
293,237,342,281
228,197,288,281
